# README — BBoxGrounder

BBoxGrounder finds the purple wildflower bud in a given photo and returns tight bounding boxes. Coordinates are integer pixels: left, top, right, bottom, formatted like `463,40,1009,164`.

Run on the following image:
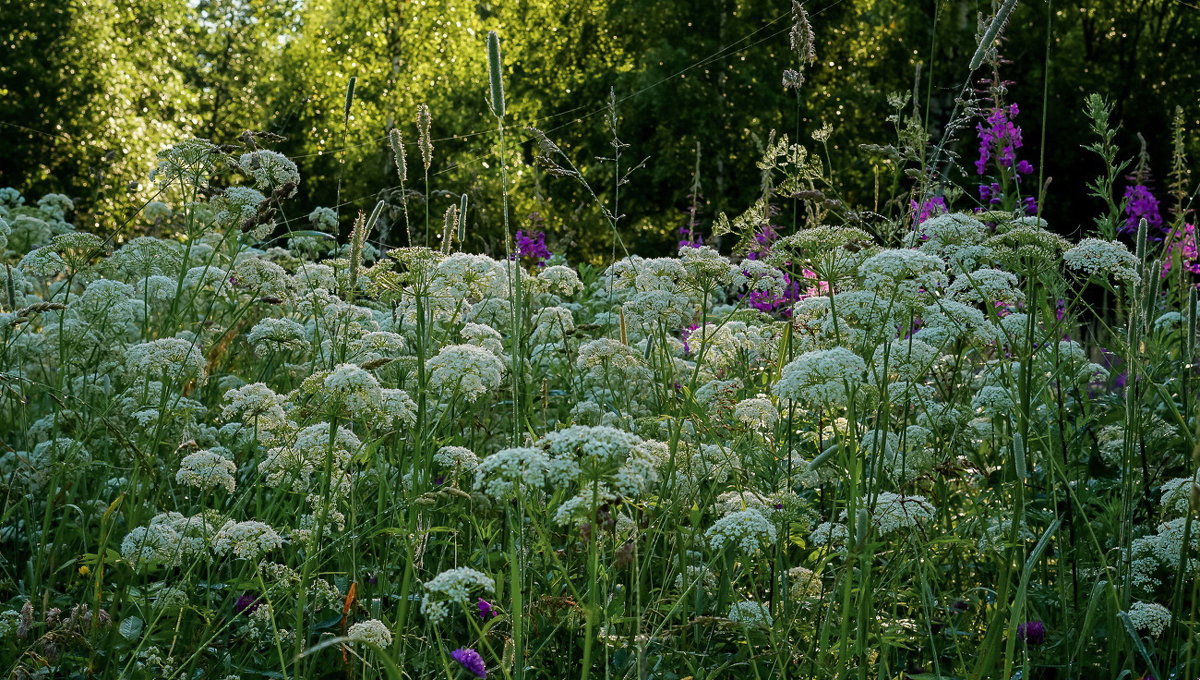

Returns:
234,593,260,615
1016,620,1046,645
513,229,552,266
450,647,487,678
433,475,446,486
910,196,947,225
476,598,496,619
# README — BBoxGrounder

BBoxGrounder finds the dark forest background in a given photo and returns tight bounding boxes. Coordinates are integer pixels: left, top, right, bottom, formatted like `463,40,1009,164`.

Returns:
2,0,1197,258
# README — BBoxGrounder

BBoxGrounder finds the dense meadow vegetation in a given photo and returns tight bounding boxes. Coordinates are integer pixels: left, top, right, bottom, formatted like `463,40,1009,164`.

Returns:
2,1,1200,679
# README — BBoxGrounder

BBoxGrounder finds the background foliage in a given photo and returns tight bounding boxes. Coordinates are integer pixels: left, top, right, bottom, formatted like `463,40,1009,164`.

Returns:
2,0,1198,257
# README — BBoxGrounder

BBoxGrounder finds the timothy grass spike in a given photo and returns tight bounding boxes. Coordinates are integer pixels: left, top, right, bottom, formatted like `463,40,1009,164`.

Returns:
488,31,506,119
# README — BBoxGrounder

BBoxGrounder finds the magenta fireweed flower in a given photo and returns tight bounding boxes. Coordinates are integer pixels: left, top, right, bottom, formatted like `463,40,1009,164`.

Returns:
910,196,947,224
1122,184,1163,235
476,598,496,619
513,230,551,266
976,104,1030,175
450,647,487,678
1016,620,1046,645
678,224,703,249
1162,223,1200,279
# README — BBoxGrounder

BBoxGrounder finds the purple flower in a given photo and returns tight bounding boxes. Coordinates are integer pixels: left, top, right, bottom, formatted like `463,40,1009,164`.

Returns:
476,598,496,619
513,230,551,266
1016,620,1046,645
976,104,1028,176
1122,184,1163,235
450,647,487,678
677,224,703,249
910,196,947,225
1163,223,1200,278
234,593,260,615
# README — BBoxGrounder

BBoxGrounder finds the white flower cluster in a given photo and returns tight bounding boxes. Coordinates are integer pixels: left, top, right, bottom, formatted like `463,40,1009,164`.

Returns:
474,447,550,499
426,344,506,401
176,448,237,493
213,520,283,559
1062,238,1140,283
705,509,777,554
125,338,207,382
868,493,936,536
420,567,496,624
727,600,773,627
247,317,309,356
773,347,865,408
238,150,300,198
733,397,778,429
346,618,393,646
433,446,481,474
538,425,657,496
1124,601,1171,638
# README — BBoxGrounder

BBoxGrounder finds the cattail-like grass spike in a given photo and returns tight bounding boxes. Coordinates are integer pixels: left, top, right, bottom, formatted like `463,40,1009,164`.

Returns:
487,31,506,119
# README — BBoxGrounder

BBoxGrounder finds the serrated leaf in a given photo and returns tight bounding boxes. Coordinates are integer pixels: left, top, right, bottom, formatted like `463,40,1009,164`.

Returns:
119,616,143,640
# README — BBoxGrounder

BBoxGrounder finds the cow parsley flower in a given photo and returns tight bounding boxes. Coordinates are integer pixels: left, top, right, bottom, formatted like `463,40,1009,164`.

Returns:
247,318,309,356
787,566,822,600
773,347,866,408
125,338,207,382
474,447,549,499
727,600,773,627
1125,601,1171,638
238,150,299,198
421,567,496,624
433,446,480,474
426,344,506,402
1063,238,1141,284
733,397,778,429
705,508,777,554
213,521,283,559
537,264,583,296
947,268,1024,305
221,383,288,431
858,249,947,299
577,338,651,383
868,493,935,535
176,449,237,493
1160,471,1199,516
346,619,393,646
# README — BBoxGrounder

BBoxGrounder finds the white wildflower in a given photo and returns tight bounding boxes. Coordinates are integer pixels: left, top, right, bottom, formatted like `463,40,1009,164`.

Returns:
705,509,777,554
347,619,393,646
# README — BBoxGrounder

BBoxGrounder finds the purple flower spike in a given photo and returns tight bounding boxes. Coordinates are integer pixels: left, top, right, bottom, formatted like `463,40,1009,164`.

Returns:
1016,620,1046,645
450,647,487,678
476,598,497,619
